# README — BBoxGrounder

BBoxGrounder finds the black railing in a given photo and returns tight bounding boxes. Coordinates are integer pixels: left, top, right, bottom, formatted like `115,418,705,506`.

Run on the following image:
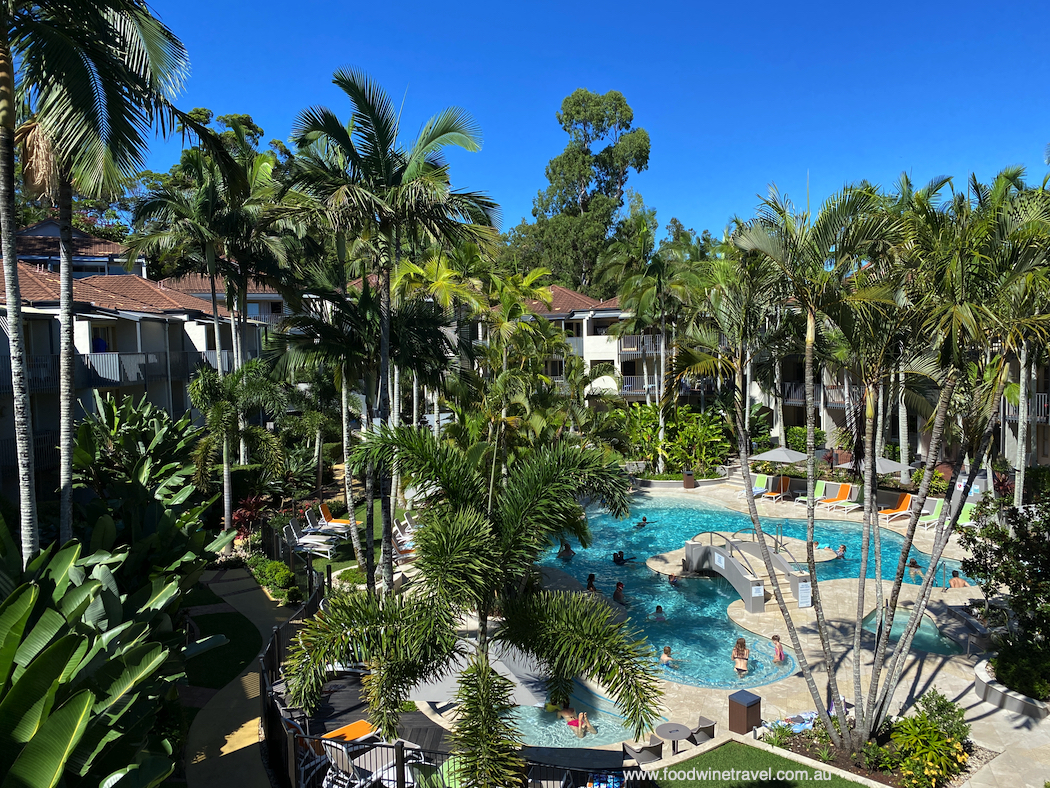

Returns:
0,431,60,470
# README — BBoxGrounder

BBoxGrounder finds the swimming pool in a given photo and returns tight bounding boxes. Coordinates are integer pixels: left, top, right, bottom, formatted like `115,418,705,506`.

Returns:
537,494,966,691
513,682,663,748
860,610,963,656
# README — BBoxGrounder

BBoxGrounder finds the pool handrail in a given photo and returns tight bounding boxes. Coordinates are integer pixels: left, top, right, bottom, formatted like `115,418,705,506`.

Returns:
701,531,759,577
728,527,804,567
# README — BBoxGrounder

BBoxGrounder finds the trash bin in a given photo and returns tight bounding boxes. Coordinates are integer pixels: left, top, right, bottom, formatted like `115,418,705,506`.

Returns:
683,470,695,489
728,690,761,734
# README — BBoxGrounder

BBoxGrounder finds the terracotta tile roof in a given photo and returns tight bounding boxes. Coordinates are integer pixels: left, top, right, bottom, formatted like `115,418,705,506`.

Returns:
526,284,600,315
80,275,226,315
16,235,126,258
595,295,619,309
159,273,281,295
0,263,223,316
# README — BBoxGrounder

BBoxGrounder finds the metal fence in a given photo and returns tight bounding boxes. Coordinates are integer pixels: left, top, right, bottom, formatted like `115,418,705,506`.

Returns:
0,430,60,470
288,736,644,788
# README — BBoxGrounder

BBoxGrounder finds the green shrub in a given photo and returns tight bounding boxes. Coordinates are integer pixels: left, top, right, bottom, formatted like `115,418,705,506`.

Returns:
990,638,1050,701
267,563,296,590
862,740,897,772
892,713,968,788
785,426,826,453
285,586,304,604
911,467,949,496
1025,465,1050,502
323,441,343,466
918,687,970,744
763,725,790,748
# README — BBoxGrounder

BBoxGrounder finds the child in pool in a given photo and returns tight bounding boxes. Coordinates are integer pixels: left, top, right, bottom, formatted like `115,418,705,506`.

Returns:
647,605,666,622
771,634,785,663
668,573,680,587
660,646,682,669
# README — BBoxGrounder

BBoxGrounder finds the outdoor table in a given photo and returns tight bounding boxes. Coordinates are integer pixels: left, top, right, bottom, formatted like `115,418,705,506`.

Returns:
655,721,691,754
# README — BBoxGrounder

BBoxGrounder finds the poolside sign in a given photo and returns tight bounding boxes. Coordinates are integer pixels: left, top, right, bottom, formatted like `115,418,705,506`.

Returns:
715,553,725,569
797,580,812,608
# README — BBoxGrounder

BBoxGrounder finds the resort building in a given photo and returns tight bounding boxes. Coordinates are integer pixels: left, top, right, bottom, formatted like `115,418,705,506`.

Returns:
159,274,290,328
0,236,264,498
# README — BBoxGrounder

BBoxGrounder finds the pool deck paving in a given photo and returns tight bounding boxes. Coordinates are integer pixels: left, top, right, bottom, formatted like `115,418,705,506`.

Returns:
184,568,289,788
534,485,1049,785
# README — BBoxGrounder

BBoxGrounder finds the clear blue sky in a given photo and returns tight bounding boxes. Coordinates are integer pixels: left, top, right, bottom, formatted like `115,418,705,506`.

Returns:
148,0,1050,240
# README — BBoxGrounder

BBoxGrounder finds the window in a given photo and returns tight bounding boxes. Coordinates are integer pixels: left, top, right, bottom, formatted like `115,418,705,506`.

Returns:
91,326,114,353
270,301,284,314
247,302,260,316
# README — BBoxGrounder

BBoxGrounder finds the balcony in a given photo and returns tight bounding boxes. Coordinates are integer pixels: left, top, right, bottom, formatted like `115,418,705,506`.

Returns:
783,382,807,406
0,430,60,470
621,375,659,396
823,384,863,409
617,335,663,359
0,355,59,395
565,336,584,356
251,313,287,328
1003,392,1050,424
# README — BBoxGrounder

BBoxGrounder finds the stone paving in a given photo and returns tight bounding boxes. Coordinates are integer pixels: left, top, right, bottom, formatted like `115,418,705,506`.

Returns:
537,485,1050,785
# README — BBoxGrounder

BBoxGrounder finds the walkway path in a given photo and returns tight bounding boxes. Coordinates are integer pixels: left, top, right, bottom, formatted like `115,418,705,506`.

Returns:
185,568,289,788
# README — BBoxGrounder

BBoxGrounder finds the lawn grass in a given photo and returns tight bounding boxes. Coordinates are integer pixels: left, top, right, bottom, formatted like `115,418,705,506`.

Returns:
653,741,864,787
185,612,263,690
310,499,407,576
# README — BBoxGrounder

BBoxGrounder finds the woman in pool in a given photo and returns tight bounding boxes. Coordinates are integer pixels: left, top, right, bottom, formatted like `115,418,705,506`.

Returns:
551,702,596,738
732,637,750,677
907,558,924,582
771,634,784,664
557,541,575,560
835,544,847,559
647,605,666,622
586,574,599,594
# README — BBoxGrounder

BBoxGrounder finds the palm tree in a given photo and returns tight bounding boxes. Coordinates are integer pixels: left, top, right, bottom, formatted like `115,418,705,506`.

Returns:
188,360,284,536
16,9,190,547
288,428,661,784
292,68,498,593
0,1,190,565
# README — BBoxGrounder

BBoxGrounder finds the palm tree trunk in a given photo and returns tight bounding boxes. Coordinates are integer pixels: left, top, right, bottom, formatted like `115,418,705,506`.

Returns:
364,395,376,594
875,379,886,458
222,434,233,535
800,309,850,741
1015,341,1029,507
340,364,364,569
0,46,37,567
433,388,440,438
735,344,846,749
58,173,75,544
206,244,224,380
774,358,784,445
657,311,667,473
412,371,419,428
379,257,394,593
898,368,910,485
314,424,323,503
390,364,402,511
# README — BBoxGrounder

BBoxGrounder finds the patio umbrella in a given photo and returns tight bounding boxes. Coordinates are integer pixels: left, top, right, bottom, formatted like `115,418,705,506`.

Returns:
584,375,619,397
749,447,808,464
409,645,548,706
835,457,912,474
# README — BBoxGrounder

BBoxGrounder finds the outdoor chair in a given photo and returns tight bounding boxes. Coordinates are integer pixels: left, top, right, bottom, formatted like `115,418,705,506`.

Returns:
285,524,337,560
878,493,912,523
321,739,377,788
818,483,852,511
291,517,340,546
687,715,717,745
918,498,945,531
956,502,977,528
305,508,353,538
622,735,663,765
281,717,327,788
762,476,792,503
793,480,826,507
736,474,768,499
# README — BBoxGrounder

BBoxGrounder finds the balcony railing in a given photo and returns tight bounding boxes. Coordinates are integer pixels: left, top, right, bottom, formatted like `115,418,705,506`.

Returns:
251,313,287,328
783,382,807,405
823,384,863,409
1003,392,1050,424
621,375,659,395
565,336,584,356
0,430,60,470
0,355,60,395
617,335,663,358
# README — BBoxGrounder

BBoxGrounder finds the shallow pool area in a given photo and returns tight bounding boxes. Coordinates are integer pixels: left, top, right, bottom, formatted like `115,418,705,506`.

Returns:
513,683,660,748
861,609,963,656
537,494,967,690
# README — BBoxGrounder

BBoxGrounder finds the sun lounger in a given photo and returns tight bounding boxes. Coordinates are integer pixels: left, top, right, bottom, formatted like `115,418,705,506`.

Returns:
623,735,663,766
818,483,852,511
305,508,353,538
956,502,977,528
793,480,826,507
737,474,768,499
918,498,945,531
878,493,912,523
762,476,792,503
285,523,338,560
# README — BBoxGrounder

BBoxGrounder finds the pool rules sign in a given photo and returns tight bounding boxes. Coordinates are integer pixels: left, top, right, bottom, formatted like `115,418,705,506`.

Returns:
797,581,812,608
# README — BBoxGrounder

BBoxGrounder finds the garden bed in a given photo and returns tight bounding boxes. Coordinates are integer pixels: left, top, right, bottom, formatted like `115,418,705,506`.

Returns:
974,660,1049,719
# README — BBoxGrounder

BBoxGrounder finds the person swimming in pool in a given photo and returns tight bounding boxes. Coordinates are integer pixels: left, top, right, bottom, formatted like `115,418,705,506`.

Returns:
550,702,596,738
949,570,969,589
612,551,636,565
668,573,680,587
647,605,666,622
557,541,575,560
586,574,600,594
771,634,785,664
732,637,750,677
612,582,629,607
907,557,924,582
660,646,682,669
835,544,847,559
635,516,654,528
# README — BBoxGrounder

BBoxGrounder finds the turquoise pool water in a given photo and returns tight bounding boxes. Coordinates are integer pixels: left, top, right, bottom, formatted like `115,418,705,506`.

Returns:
861,610,963,656
513,682,663,748
536,494,966,692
